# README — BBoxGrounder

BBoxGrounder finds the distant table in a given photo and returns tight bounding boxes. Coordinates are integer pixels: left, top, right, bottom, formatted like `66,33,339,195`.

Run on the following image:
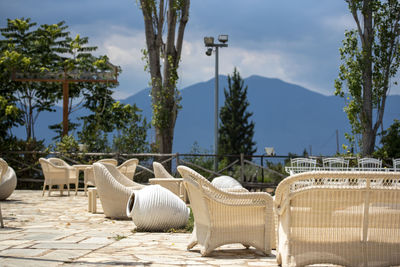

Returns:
73,164,91,194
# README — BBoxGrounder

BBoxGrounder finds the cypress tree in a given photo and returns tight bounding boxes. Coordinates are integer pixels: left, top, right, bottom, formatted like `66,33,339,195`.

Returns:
219,68,256,163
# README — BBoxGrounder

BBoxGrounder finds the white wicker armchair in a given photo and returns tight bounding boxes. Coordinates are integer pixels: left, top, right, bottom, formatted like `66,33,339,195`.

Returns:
274,171,400,267
149,162,186,202
177,165,274,256
0,158,17,200
39,158,70,196
116,158,139,180
48,158,78,195
84,158,118,194
93,162,145,219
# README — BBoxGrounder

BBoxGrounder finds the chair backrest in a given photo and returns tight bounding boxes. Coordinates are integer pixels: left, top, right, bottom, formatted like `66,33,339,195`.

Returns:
177,166,213,227
290,158,317,173
394,158,400,171
274,171,400,266
153,162,174,178
48,158,69,167
358,157,382,170
323,157,349,170
117,159,139,180
101,163,144,189
39,158,67,179
97,158,118,166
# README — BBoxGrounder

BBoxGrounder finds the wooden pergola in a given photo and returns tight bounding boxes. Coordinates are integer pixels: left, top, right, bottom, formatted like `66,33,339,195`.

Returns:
11,62,118,137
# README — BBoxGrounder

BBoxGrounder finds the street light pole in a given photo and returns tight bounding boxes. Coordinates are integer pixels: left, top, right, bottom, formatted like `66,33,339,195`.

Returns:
204,35,228,173
214,46,219,173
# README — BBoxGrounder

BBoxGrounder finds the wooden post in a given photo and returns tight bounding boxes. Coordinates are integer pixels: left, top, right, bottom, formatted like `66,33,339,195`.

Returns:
240,153,244,183
62,80,69,137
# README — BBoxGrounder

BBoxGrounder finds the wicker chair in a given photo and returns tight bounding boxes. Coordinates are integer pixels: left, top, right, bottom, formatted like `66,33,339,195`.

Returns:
274,171,400,267
177,165,274,256
0,158,17,200
39,158,70,196
48,158,79,195
116,158,139,180
149,162,187,202
93,162,145,219
84,158,118,194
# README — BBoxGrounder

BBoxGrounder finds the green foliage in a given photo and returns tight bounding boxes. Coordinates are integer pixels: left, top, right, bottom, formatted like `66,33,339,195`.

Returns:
374,119,400,160
219,68,256,163
335,0,400,154
0,95,22,140
0,17,121,142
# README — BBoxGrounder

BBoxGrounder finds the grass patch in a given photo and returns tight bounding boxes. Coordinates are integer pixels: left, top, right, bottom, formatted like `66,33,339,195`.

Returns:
112,234,127,241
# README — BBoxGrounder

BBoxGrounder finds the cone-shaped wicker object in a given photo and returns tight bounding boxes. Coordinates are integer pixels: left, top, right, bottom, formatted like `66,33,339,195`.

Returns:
126,184,189,231
0,158,17,200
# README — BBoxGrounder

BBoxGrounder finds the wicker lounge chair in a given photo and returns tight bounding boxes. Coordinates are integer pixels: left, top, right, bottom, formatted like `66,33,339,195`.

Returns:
39,158,71,196
177,165,274,256
274,171,400,267
93,162,145,219
84,158,118,194
0,158,17,200
48,158,79,195
116,158,139,180
149,162,187,202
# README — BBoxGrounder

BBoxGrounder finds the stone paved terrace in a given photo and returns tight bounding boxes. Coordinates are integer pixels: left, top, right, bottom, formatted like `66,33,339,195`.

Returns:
0,190,279,267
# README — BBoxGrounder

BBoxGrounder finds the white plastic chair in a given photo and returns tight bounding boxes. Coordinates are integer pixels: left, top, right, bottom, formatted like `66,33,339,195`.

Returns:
393,158,400,172
290,158,317,174
358,158,382,171
322,157,349,171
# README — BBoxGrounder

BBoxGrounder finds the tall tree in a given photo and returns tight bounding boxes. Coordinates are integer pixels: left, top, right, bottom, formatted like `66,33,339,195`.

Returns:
219,68,256,163
335,0,400,156
139,0,190,155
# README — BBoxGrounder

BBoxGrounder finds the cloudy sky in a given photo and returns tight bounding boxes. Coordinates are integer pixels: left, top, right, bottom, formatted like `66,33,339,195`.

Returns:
2,0,399,99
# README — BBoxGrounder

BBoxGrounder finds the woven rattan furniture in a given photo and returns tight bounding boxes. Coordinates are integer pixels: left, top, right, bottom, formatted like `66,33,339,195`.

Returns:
274,171,400,267
117,158,139,180
93,162,145,219
48,158,79,195
0,158,17,200
150,162,187,202
177,165,274,256
39,158,71,196
84,158,118,194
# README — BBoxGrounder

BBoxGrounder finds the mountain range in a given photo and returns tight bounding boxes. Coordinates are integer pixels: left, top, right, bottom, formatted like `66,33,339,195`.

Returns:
12,75,400,156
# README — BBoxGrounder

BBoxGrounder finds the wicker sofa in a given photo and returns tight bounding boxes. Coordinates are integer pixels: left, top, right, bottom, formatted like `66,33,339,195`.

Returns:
274,171,400,267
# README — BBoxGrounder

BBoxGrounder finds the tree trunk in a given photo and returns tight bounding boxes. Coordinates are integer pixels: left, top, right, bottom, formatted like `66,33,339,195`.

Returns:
360,0,374,156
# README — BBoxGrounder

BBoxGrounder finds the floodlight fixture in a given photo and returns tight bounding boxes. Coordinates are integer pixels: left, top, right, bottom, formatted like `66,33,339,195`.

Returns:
205,48,213,56
218,34,228,44
204,36,214,47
